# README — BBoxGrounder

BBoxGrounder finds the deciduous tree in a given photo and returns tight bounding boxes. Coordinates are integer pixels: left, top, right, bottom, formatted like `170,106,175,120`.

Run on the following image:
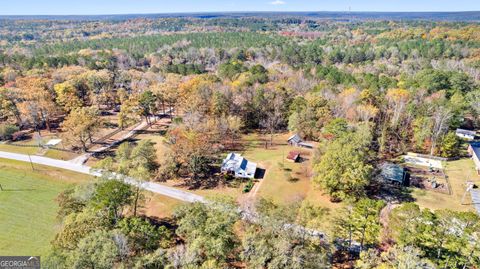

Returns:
61,106,101,151
174,200,240,267
313,128,373,201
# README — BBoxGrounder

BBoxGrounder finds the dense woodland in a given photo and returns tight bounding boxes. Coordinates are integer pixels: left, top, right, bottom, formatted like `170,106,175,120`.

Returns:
1,16,480,268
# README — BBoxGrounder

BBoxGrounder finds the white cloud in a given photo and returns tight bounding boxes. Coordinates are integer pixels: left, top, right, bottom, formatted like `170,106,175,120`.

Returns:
270,0,286,5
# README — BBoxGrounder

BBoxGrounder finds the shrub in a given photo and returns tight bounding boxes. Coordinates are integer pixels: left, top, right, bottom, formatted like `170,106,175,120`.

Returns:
0,123,19,141
243,180,254,193
223,173,234,182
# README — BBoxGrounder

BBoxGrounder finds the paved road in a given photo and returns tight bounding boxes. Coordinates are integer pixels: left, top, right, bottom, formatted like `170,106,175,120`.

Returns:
0,150,205,203
0,150,327,239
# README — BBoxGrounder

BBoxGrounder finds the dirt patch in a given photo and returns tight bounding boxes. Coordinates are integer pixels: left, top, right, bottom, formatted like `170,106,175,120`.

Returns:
406,165,450,194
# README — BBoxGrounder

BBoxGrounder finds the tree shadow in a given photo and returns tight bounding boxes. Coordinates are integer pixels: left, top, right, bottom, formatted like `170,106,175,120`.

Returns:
298,157,310,163
222,140,248,152
370,180,414,203
135,129,167,136
146,215,177,230
91,150,116,160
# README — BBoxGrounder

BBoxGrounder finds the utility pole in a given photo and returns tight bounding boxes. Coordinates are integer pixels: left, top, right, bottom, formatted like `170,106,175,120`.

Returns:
28,154,35,171
461,181,474,205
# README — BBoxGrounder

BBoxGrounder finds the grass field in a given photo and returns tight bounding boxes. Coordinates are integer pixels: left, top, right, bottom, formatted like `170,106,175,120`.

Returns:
142,193,185,219
0,133,79,161
124,130,480,223
97,128,480,232
0,143,38,155
241,133,340,207
42,148,78,160
135,132,170,163
241,133,312,204
239,133,343,233
0,159,90,256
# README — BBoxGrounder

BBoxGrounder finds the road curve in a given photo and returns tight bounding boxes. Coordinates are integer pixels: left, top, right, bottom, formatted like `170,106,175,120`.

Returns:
0,150,205,203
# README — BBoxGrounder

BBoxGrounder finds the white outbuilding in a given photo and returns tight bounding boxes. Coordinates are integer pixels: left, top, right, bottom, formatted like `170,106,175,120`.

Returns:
456,129,476,140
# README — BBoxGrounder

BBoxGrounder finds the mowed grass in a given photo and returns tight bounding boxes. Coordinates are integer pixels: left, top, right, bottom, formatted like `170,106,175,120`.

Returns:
0,159,90,256
43,148,78,160
243,136,311,204
412,158,479,212
242,133,331,205
107,129,340,220
240,133,342,233
0,143,38,155
142,193,185,219
0,135,79,161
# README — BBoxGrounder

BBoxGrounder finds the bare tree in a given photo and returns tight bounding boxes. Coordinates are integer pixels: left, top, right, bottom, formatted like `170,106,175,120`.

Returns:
386,88,410,128
430,106,452,156
260,94,284,147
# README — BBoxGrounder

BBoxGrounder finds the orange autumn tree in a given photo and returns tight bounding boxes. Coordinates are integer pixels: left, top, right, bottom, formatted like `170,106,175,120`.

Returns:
61,106,102,152
164,126,215,187
16,76,58,133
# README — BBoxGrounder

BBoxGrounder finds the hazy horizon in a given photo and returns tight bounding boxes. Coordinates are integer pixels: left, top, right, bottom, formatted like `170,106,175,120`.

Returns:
1,0,480,16
1,11,480,16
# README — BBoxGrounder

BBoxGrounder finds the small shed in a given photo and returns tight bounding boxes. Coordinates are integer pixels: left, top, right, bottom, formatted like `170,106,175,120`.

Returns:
286,151,301,163
287,134,302,146
380,163,408,186
456,128,476,140
287,134,314,149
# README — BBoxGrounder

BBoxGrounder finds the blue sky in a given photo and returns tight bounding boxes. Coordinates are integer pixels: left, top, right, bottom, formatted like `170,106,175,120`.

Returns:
1,0,479,15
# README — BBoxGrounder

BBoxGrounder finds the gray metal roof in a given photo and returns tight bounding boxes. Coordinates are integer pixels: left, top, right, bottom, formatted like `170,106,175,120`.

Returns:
469,142,480,159
456,129,476,136
221,153,257,177
380,163,405,183
288,134,302,143
470,189,480,215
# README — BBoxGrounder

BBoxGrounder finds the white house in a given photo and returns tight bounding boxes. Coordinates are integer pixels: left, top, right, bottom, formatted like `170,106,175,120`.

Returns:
456,128,476,140
221,153,257,179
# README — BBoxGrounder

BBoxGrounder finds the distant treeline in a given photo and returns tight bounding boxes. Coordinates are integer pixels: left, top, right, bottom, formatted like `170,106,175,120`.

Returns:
1,11,480,21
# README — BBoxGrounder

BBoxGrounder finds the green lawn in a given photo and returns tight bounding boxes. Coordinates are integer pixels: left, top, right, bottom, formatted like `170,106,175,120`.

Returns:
234,133,339,210
240,133,342,234
241,133,316,204
0,159,89,256
43,148,78,161
143,193,185,218
0,143,38,155
0,137,79,161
